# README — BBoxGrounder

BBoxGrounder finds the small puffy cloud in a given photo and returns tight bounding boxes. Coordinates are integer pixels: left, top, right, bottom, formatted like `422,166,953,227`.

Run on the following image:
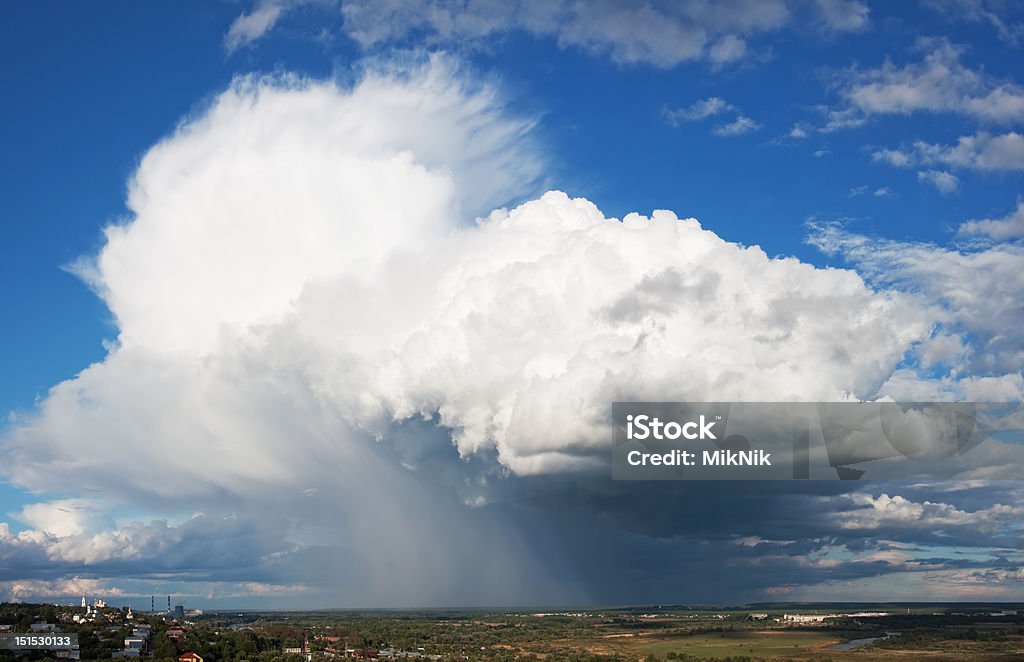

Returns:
892,132,1024,172
917,169,960,194
813,0,870,32
225,0,296,53
820,106,868,132
713,115,761,136
225,0,341,53
960,199,1024,240
845,186,895,200
829,37,1024,127
664,98,759,137
708,34,747,66
872,148,913,167
663,96,734,125
925,131,1024,170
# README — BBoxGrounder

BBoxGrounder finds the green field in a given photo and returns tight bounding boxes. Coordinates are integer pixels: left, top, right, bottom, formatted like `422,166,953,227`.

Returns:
634,629,839,657
549,626,1024,661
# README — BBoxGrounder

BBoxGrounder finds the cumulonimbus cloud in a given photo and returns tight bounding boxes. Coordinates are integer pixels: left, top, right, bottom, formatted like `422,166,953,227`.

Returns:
5,55,937,486
2,55,1021,605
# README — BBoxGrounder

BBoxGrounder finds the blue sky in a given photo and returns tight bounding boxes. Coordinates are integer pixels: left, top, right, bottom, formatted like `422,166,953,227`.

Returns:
1,1,1023,607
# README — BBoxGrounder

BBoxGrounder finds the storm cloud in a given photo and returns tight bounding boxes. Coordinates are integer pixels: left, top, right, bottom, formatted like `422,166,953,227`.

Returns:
1,55,1022,606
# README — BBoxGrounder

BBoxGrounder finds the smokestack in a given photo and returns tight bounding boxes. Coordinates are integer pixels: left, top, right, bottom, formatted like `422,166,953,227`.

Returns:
167,596,171,612
151,596,154,613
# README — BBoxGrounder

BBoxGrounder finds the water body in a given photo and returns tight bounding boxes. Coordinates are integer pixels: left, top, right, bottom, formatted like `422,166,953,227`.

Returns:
830,632,901,651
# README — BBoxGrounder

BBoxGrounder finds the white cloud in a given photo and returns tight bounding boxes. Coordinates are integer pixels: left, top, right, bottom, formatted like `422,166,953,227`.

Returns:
713,115,761,136
829,37,1024,127
813,0,870,32
849,186,894,200
917,169,960,194
222,0,875,67
960,199,1024,240
70,56,541,355
915,333,966,368
339,0,791,69
224,0,343,53
1,59,558,606
835,493,1024,532
1,578,126,602
664,98,759,137
226,0,291,53
4,59,940,486
872,148,912,167
708,34,747,66
0,574,310,604
0,513,287,568
820,106,868,132
930,131,1024,170
14,500,113,538
809,223,1024,392
884,131,1024,172
6,187,935,484
663,97,734,125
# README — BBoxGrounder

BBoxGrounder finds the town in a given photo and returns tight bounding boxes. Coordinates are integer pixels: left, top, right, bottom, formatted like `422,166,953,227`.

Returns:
2,600,1024,661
